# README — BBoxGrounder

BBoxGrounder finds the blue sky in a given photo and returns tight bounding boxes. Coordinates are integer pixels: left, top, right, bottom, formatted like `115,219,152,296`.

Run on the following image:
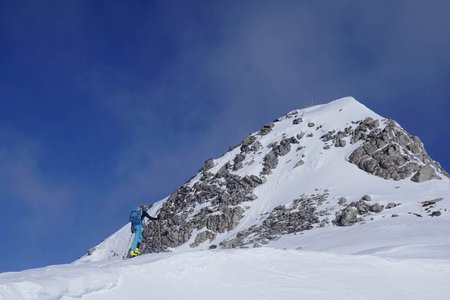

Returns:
0,0,449,272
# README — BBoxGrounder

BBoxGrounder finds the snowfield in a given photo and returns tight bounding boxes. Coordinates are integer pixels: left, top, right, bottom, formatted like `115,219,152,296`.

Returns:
2,247,450,300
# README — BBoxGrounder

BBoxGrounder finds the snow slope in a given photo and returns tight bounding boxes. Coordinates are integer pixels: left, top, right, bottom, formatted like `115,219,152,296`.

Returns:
2,248,450,300
1,97,450,299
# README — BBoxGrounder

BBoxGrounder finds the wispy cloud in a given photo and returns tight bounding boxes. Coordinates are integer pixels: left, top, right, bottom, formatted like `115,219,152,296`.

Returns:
0,130,73,230
79,1,450,206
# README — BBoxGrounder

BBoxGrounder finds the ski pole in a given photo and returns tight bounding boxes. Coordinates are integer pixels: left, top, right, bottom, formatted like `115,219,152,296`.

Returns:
124,230,133,258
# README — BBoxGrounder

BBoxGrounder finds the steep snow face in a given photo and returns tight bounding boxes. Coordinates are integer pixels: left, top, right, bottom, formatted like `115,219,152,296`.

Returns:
80,97,450,262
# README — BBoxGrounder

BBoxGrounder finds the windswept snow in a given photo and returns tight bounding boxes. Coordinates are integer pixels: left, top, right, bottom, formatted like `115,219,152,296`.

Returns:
2,248,450,300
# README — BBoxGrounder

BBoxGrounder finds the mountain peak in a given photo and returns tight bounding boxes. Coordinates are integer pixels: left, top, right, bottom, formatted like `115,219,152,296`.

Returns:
81,97,450,262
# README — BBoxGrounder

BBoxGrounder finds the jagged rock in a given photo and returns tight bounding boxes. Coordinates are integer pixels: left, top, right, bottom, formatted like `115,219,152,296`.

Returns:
87,247,96,256
370,203,384,213
411,165,441,182
287,136,299,144
308,122,315,127
321,131,335,142
203,159,215,171
249,141,262,152
338,197,347,205
334,197,384,226
335,139,346,147
297,132,305,140
190,230,216,247
361,195,372,202
352,200,371,214
200,171,213,181
216,162,231,177
141,155,264,253
259,123,275,135
273,139,292,156
323,145,331,150
243,175,264,187
220,193,325,248
261,151,278,175
334,206,358,226
293,118,303,124
421,198,443,207
430,211,441,217
241,135,257,152
386,202,397,209
351,117,380,143
261,138,298,175
245,193,258,201
233,153,246,170
348,119,447,182
293,160,304,168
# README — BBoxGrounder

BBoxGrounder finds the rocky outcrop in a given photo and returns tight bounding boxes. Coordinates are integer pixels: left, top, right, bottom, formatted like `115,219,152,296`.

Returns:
190,230,216,248
203,159,215,171
334,196,384,226
259,123,275,135
141,165,264,253
320,127,352,148
261,137,298,175
220,193,331,248
348,119,445,182
411,165,441,182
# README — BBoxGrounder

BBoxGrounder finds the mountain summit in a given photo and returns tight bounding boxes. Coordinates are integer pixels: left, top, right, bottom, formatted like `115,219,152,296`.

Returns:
82,97,450,261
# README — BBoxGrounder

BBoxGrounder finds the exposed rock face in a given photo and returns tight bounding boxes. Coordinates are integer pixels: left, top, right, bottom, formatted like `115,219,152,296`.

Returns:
261,137,298,175
190,230,216,248
220,193,330,248
293,118,303,125
334,206,359,226
259,123,275,135
203,159,215,171
320,128,352,148
386,202,397,209
334,197,384,226
411,165,441,182
141,165,264,253
348,119,446,182
241,135,257,152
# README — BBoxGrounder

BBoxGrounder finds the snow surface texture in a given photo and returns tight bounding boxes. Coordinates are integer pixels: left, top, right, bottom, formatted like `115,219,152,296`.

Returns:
1,97,450,299
2,248,450,300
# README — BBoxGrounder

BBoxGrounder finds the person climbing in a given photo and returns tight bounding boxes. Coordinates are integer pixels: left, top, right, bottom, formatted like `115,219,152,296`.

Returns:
129,205,159,257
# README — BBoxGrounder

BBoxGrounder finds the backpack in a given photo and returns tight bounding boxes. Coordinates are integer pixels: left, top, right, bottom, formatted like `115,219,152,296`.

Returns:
129,207,142,225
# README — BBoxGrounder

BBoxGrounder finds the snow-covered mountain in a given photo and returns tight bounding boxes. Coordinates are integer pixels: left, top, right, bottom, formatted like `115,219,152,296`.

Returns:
81,96,450,261
2,97,450,300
